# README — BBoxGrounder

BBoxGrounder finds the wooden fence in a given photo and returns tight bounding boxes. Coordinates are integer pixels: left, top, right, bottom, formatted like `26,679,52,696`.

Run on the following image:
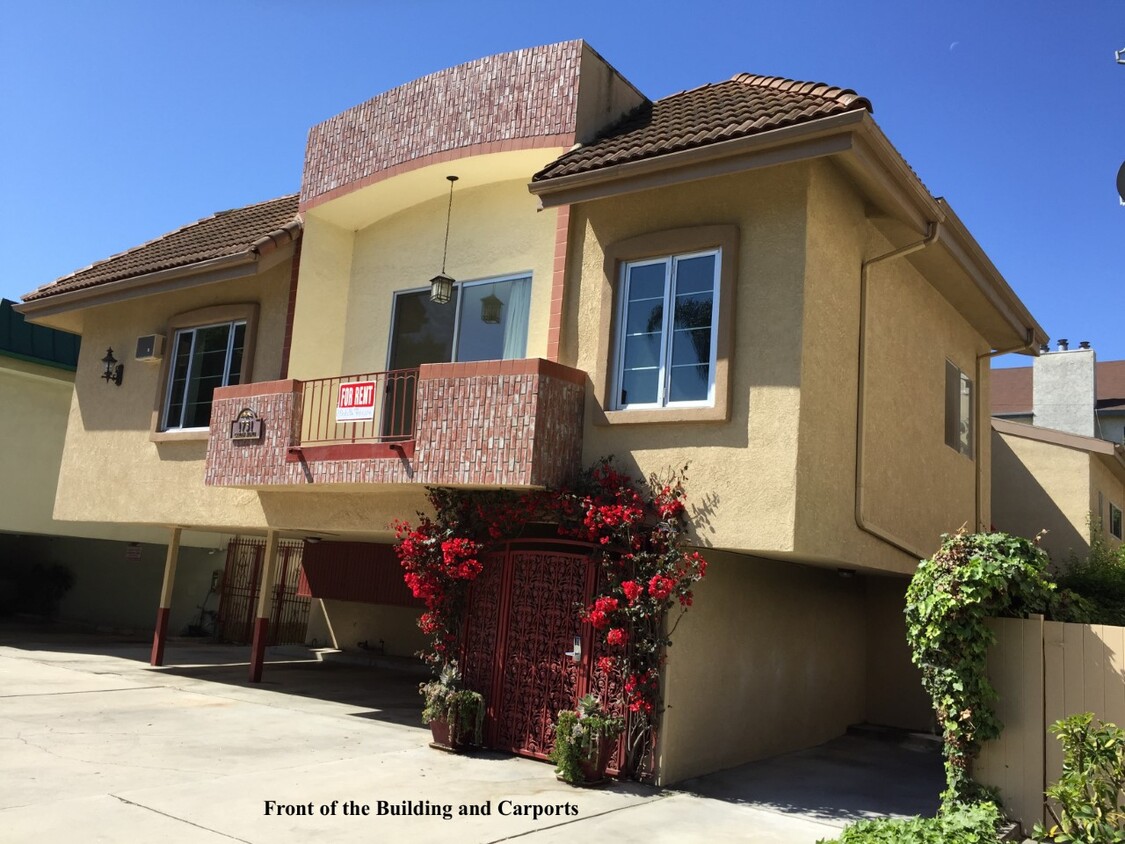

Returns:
975,615,1125,830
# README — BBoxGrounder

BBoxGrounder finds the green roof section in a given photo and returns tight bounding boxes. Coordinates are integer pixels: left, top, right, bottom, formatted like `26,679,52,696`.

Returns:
0,299,80,370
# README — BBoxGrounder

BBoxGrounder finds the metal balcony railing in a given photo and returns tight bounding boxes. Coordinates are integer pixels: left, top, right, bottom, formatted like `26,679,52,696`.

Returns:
298,368,418,446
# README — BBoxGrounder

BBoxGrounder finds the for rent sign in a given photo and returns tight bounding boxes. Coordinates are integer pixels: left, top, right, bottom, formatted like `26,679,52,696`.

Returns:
336,380,376,422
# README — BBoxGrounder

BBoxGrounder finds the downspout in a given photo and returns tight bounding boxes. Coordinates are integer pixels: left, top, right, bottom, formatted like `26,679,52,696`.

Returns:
855,223,940,561
975,335,1036,530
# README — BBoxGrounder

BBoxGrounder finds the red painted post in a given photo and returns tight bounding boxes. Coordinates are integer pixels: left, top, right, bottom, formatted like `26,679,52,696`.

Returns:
150,527,182,666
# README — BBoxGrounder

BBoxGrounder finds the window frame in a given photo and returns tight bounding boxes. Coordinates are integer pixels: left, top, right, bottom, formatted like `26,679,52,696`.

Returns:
150,304,258,442
384,271,533,370
1111,503,1123,541
611,249,721,411
944,359,974,459
595,225,738,426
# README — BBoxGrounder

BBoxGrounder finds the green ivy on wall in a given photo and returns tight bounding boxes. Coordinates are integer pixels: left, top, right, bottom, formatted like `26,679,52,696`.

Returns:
905,531,1055,808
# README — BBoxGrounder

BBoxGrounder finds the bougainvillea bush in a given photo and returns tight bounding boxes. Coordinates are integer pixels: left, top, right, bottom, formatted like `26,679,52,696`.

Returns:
393,458,707,779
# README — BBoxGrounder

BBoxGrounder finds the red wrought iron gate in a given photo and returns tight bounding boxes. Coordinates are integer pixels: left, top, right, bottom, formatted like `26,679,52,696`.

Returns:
461,540,600,760
215,538,310,645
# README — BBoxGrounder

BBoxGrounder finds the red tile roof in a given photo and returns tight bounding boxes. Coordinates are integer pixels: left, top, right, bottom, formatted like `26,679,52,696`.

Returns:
533,74,871,181
23,195,301,302
991,361,1125,415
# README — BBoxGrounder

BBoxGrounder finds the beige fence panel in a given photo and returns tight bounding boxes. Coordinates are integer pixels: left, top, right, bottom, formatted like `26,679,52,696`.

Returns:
980,617,1125,833
975,615,1044,831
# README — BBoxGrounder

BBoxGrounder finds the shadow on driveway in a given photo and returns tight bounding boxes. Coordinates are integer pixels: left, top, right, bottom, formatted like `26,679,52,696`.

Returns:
677,730,944,825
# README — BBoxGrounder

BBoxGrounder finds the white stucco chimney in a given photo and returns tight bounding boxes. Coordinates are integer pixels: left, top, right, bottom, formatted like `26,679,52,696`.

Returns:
1033,343,1097,436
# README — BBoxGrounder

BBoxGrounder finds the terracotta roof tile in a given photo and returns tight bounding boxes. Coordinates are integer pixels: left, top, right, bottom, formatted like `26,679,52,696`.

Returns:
533,73,871,181
991,361,1125,415
23,195,301,302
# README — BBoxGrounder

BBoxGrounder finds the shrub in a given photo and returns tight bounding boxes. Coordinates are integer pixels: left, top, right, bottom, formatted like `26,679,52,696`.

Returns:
1054,521,1125,626
816,800,1001,843
549,693,624,784
1033,713,1125,843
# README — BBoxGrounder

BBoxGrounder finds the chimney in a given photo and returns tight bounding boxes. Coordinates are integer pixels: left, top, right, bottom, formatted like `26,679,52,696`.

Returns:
1033,341,1096,437
1058,338,1069,351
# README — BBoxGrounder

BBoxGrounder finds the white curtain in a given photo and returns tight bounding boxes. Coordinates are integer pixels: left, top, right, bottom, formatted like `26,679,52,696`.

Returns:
501,276,531,360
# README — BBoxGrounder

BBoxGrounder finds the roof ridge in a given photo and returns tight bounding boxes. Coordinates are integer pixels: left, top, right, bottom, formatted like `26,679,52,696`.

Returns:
727,72,870,110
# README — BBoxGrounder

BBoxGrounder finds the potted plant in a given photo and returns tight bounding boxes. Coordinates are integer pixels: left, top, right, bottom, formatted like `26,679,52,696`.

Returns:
549,694,625,785
419,663,484,752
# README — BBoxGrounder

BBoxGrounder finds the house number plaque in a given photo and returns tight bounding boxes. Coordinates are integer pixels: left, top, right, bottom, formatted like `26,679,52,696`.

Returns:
230,407,264,441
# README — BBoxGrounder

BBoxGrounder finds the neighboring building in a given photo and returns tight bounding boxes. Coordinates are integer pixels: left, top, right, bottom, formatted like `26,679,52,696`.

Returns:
992,342,1125,444
991,342,1125,561
0,299,220,633
18,42,1047,785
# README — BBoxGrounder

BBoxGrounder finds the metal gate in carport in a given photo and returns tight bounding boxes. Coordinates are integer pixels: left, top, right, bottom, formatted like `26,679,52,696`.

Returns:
215,538,310,645
460,539,624,765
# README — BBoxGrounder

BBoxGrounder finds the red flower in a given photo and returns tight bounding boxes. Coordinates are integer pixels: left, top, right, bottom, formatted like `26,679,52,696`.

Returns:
587,609,610,630
593,596,619,614
596,656,616,674
648,574,675,601
606,628,627,647
621,580,643,603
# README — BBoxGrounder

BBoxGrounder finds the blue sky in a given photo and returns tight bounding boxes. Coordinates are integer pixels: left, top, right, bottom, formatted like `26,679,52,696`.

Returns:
2,1,1121,366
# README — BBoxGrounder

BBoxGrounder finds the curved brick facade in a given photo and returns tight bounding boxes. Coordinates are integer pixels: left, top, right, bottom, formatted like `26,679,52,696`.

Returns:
301,41,584,208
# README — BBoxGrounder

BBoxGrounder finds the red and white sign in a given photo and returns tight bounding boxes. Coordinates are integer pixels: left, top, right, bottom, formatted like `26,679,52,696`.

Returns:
336,380,376,422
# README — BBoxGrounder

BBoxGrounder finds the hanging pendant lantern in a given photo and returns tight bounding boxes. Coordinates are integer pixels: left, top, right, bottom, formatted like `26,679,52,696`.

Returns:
480,291,503,324
430,176,459,304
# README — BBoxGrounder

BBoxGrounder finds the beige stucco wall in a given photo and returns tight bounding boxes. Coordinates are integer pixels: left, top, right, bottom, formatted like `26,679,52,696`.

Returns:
992,431,1092,564
794,161,989,574
0,355,213,545
287,215,355,381
864,575,933,731
306,598,426,658
658,550,867,783
570,164,808,555
50,262,292,534
1090,456,1125,553
568,160,988,572
290,178,557,381
1,358,85,537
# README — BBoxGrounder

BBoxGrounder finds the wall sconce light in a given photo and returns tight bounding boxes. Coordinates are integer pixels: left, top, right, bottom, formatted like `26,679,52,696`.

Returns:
430,175,459,304
480,291,503,324
101,348,124,386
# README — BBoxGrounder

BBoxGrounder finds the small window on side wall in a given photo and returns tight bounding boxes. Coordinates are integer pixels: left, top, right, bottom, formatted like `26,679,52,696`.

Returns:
945,360,973,458
1111,504,1123,540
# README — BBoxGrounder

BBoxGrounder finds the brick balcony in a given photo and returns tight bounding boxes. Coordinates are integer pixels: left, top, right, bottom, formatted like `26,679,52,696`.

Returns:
204,359,585,489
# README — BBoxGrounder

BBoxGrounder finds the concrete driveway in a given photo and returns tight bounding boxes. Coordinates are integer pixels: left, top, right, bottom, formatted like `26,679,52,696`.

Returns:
0,625,940,843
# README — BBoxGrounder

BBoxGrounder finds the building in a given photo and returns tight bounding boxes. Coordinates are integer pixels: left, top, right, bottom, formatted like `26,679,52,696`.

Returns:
991,342,1125,561
17,41,1047,784
0,299,221,632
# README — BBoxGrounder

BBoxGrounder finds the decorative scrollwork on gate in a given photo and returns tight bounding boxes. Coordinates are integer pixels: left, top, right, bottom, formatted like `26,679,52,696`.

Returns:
492,550,589,758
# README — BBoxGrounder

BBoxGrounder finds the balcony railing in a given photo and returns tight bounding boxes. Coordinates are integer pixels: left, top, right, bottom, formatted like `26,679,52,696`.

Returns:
299,368,418,446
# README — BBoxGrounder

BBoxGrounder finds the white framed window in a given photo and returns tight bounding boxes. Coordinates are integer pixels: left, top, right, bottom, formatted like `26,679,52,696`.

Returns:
944,360,973,458
1111,503,1123,540
612,250,719,410
162,320,246,430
